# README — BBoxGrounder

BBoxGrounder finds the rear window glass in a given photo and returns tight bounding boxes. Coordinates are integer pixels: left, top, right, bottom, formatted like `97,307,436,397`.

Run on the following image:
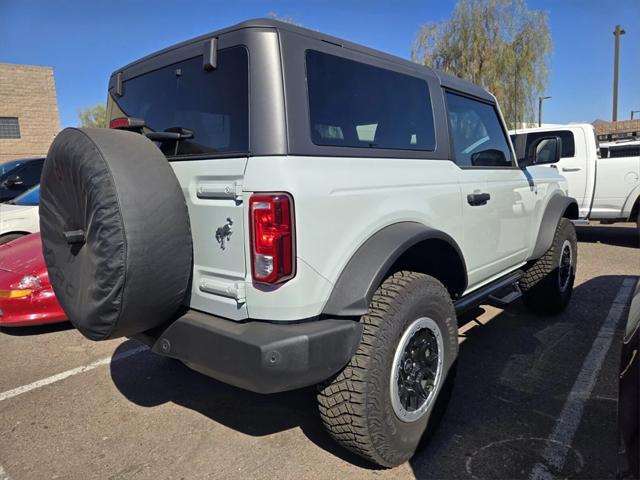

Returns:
306,50,435,151
607,144,640,158
112,46,248,158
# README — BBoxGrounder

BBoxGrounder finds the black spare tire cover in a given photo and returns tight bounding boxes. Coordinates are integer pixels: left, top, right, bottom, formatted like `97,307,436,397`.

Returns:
40,128,193,341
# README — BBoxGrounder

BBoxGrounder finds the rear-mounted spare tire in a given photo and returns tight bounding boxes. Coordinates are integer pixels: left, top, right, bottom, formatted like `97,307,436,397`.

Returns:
40,128,193,341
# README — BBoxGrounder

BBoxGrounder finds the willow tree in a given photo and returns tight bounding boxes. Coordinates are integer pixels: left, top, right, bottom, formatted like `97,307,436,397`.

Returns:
77,103,107,128
412,0,551,128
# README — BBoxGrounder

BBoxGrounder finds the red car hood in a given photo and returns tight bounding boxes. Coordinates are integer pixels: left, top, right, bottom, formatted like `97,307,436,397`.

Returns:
0,268,24,290
0,233,48,281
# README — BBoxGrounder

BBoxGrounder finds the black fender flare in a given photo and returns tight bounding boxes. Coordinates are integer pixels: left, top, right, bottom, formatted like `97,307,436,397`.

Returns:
321,222,467,317
529,194,579,260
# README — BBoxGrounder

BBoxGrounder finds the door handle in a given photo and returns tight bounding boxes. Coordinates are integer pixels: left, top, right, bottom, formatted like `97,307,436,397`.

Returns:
562,167,581,172
467,192,491,206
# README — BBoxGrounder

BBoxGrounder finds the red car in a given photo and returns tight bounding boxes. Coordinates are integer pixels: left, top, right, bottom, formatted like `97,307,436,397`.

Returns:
0,232,67,327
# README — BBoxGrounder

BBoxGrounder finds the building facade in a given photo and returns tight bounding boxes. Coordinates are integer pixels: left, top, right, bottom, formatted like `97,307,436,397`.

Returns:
0,63,60,163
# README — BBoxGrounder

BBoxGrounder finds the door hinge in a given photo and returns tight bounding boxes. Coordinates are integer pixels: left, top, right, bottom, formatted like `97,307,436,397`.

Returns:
199,279,246,304
196,181,243,202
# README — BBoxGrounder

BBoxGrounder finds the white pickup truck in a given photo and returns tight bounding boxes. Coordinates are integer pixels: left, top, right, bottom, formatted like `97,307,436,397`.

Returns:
510,124,640,231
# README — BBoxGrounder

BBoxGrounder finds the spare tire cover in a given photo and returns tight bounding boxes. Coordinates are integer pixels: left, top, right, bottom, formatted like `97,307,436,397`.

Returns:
40,128,192,341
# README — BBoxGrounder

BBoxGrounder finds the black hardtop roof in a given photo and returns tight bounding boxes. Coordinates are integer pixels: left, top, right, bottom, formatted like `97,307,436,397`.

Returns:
112,18,494,102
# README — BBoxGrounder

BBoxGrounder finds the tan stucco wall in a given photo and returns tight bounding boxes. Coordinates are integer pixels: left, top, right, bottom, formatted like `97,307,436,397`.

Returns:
0,63,61,163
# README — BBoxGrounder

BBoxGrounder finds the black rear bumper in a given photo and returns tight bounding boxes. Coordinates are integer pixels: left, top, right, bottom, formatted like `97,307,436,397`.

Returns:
136,310,362,394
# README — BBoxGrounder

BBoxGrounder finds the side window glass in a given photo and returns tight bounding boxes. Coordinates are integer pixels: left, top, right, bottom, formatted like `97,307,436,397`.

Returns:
445,92,513,168
306,50,436,151
524,130,575,164
17,162,43,186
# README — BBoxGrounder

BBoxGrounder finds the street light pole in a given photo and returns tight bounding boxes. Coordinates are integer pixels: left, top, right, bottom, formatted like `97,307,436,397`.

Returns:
612,25,626,122
538,96,551,127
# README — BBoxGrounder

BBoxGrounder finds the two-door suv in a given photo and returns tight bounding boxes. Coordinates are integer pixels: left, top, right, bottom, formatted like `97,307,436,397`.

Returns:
40,19,579,467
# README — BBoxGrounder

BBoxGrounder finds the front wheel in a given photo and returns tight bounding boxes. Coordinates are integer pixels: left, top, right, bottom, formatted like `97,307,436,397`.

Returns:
317,271,458,467
521,218,577,314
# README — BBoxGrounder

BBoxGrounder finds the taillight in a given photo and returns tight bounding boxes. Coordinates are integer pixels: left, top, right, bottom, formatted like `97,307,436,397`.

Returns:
249,193,295,284
109,117,145,130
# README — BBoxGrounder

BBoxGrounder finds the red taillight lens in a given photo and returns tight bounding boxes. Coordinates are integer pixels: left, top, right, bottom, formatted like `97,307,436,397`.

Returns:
109,117,130,129
249,193,295,284
109,117,145,130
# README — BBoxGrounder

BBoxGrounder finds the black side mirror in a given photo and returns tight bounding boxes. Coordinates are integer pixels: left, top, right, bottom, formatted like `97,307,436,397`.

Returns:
471,149,509,167
521,136,562,168
5,174,23,188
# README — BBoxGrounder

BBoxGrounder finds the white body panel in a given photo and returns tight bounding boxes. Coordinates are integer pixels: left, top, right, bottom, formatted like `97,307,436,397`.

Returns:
170,158,250,321
174,154,566,322
591,155,640,219
510,124,640,221
0,204,39,237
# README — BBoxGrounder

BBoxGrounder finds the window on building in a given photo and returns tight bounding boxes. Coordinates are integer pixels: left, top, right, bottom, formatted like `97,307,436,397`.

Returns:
0,117,21,139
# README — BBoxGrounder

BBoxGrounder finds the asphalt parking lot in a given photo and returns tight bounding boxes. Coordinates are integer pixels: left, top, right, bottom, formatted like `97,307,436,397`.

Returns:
0,224,638,480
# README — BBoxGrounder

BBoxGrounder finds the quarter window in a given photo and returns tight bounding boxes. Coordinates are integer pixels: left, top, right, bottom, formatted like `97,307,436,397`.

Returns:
306,50,436,151
446,92,513,168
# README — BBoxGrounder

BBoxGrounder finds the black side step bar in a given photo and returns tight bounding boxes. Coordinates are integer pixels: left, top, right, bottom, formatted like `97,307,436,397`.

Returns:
454,270,524,314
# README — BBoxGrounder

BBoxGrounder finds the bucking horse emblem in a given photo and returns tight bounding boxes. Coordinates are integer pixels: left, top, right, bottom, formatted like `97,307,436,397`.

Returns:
215,217,233,250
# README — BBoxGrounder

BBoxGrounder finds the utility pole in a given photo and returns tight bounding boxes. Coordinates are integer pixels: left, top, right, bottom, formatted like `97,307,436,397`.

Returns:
538,96,551,127
612,24,626,122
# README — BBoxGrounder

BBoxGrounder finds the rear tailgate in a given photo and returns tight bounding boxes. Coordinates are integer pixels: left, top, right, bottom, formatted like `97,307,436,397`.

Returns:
171,159,249,320
107,43,251,320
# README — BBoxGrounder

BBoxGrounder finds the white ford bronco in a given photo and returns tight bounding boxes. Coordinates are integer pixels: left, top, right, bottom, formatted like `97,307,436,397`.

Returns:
39,19,579,467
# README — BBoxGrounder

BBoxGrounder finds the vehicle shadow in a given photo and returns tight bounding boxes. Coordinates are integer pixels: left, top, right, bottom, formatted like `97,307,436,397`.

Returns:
576,224,638,248
409,275,633,479
109,341,376,468
0,321,72,336
109,275,632,477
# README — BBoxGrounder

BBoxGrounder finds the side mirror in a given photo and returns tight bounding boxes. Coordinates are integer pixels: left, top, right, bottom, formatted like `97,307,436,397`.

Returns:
522,136,562,167
471,149,509,167
4,174,23,188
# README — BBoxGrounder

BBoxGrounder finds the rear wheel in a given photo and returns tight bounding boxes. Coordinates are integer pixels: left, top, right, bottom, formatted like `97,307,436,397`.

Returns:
521,218,577,314
317,271,458,467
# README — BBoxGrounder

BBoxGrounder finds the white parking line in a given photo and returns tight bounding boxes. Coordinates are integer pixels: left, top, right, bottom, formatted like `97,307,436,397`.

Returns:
0,345,147,403
529,277,637,480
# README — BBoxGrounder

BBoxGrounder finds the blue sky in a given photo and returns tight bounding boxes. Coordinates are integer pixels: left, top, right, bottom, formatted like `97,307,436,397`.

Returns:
1,0,638,127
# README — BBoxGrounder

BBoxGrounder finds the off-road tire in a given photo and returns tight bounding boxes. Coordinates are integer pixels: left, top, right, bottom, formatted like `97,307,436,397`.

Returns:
521,218,577,314
317,271,458,467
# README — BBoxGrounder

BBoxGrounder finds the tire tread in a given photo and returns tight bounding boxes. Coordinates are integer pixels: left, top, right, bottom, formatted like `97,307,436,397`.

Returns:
317,271,452,466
